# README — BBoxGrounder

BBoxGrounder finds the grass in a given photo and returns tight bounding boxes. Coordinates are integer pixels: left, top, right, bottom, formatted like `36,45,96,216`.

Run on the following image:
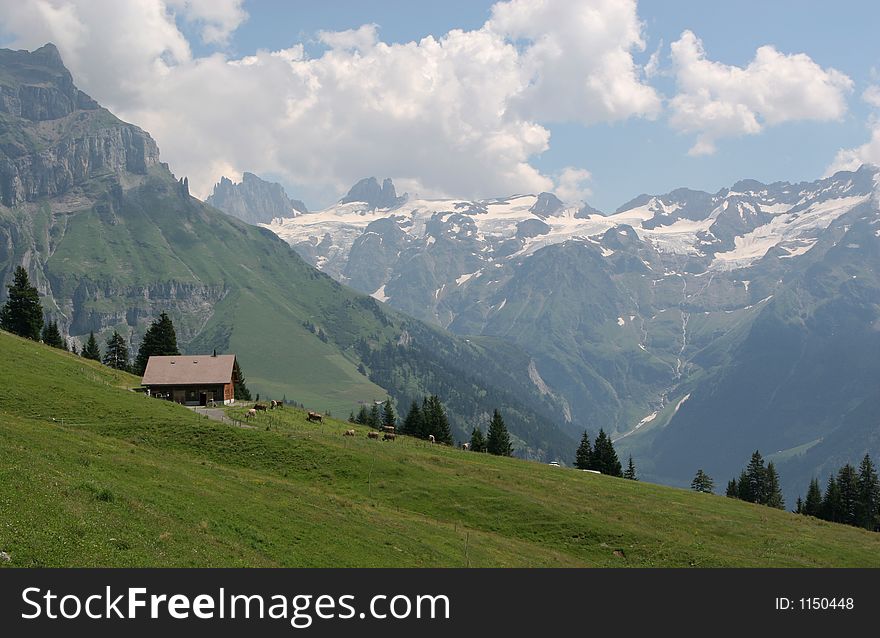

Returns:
2,330,880,567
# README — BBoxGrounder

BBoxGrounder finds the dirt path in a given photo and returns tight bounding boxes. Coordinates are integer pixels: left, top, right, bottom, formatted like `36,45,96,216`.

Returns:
187,406,255,429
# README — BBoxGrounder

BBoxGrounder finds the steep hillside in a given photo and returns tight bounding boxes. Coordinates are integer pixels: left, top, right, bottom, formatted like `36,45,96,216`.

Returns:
3,331,880,567
0,44,573,459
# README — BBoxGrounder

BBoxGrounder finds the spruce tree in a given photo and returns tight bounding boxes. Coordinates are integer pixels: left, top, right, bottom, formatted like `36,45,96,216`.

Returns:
691,469,715,494
591,429,622,477
355,405,370,425
41,321,66,350
0,266,43,340
745,451,767,505
400,400,423,436
765,462,785,509
822,475,842,523
134,312,180,375
836,464,859,526
623,456,638,481
233,359,251,400
574,431,592,470
736,470,751,502
382,398,396,430
725,478,738,498
486,409,513,456
856,454,880,531
795,497,803,514
427,395,453,444
803,478,823,517
369,403,381,429
469,426,487,452
82,331,101,361
102,331,130,371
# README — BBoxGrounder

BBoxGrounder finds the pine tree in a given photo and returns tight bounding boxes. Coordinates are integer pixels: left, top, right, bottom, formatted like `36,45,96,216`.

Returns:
369,403,381,429
574,431,592,470
736,470,751,502
803,478,823,517
765,462,785,510
102,331,129,371
691,469,715,494
400,400,423,436
725,478,738,498
623,456,638,480
133,312,180,375
382,398,396,430
348,411,356,424
744,451,767,505
355,405,370,425
486,409,513,456
836,463,859,526
821,475,842,523
469,426,487,452
591,429,622,477
795,497,803,514
41,320,66,350
856,454,880,531
430,396,453,444
82,331,101,361
0,266,43,340
232,359,252,401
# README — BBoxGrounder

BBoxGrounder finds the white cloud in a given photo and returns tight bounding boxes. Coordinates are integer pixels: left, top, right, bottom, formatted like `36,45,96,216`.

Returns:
0,0,659,205
826,85,880,175
669,30,853,155
554,167,593,203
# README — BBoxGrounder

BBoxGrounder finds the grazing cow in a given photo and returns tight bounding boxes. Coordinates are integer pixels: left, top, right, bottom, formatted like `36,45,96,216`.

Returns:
343,429,356,437
382,425,396,433
246,408,257,419
367,431,380,439
428,434,435,444
254,403,268,411
307,411,323,423
270,400,278,409
383,432,396,441
461,442,470,450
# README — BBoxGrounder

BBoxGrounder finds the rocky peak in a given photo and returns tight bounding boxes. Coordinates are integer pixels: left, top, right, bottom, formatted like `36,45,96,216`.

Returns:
340,177,406,209
206,172,307,225
529,192,565,218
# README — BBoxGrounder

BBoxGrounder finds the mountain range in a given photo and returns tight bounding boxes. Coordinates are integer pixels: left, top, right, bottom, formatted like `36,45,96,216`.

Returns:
212,164,880,500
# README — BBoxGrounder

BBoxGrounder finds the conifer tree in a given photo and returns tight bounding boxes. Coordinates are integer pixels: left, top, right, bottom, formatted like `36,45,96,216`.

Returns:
691,469,715,493
736,470,751,502
382,398,396,430
0,266,43,340
795,497,803,514
822,475,842,523
725,478,738,498
82,331,101,361
486,409,513,456
836,463,859,526
41,320,66,350
591,429,622,476
623,456,638,480
102,331,129,371
134,312,180,375
856,454,880,531
355,405,370,425
803,478,823,517
426,395,453,444
369,403,381,429
574,431,592,470
745,451,767,505
400,400,423,436
232,359,251,400
469,426,487,452
348,411,356,423
765,462,785,509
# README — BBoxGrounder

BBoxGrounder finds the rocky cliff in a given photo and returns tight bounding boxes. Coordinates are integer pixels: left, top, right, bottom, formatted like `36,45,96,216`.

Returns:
206,172,307,225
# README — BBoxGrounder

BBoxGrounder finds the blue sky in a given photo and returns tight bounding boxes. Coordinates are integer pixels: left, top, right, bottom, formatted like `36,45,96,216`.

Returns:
3,0,878,211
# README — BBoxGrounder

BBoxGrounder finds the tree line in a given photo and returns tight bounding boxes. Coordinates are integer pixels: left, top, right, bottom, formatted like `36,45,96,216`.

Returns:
795,455,879,531
573,429,636,479
1,266,251,400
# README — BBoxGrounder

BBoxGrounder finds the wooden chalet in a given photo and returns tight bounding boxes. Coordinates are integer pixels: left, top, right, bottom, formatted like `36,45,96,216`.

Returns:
142,354,237,406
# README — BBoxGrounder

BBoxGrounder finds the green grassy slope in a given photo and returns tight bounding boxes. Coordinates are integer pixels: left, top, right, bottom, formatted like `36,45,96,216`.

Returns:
3,330,880,568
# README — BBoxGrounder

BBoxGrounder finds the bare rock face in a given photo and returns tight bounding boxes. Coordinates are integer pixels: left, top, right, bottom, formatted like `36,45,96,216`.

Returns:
340,177,406,209
207,172,307,225
0,43,159,207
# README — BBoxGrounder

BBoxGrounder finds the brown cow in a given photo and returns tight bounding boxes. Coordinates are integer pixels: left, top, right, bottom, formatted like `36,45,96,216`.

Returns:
343,429,356,437
307,411,323,423
367,431,380,439
383,433,396,441
254,403,268,411
245,408,257,419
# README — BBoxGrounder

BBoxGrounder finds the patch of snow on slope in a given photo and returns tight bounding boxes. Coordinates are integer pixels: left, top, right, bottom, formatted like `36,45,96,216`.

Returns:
456,271,479,286
371,285,389,302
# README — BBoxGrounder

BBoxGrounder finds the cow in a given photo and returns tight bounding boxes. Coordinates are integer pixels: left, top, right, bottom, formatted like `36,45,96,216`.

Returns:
367,431,380,440
254,403,268,411
343,429,356,437
428,434,435,444
461,442,470,450
307,411,323,423
270,400,278,409
245,408,257,419
383,432,396,441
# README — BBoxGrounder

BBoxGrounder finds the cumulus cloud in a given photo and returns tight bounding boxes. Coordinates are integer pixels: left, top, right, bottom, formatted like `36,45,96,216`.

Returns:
554,167,593,203
826,85,880,175
669,30,853,155
0,0,660,204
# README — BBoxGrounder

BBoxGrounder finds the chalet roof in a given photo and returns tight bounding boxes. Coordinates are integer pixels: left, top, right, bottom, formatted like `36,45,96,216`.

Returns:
142,354,236,386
